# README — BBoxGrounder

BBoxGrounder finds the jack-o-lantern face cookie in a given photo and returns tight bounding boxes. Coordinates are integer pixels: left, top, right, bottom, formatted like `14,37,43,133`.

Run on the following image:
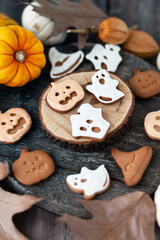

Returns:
46,80,85,113
0,108,32,144
129,68,160,99
12,148,55,185
144,110,160,140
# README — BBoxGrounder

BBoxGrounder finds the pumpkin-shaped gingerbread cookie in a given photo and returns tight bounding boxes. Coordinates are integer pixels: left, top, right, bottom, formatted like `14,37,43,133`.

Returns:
0,108,32,144
0,25,46,87
144,110,160,140
12,148,55,185
46,80,85,113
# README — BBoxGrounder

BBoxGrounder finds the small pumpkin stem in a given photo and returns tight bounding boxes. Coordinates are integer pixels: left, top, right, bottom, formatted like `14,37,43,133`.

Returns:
14,50,26,63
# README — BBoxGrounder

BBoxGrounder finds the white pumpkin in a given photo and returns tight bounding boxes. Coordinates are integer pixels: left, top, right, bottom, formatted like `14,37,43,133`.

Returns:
21,1,67,46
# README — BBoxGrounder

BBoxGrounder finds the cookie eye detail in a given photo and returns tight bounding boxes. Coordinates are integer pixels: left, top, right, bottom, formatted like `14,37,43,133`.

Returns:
94,56,98,60
74,182,77,185
86,120,93,124
155,116,160,120
103,56,107,60
81,179,87,183
10,113,16,116
66,86,71,89
1,122,6,125
80,127,87,131
55,92,59,96
110,48,114,51
154,125,160,132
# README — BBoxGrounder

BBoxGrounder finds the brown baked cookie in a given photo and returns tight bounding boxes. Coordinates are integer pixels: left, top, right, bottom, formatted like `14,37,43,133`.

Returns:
12,148,55,185
129,68,160,99
111,146,153,187
144,110,160,140
0,108,32,144
46,80,85,113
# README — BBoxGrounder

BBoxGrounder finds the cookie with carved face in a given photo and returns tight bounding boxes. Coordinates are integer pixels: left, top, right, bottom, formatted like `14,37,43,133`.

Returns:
129,68,160,99
12,148,55,185
46,80,85,113
144,110,160,140
0,108,32,144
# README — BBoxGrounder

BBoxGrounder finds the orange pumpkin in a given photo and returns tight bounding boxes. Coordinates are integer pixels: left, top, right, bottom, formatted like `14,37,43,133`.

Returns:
0,25,46,87
0,13,18,27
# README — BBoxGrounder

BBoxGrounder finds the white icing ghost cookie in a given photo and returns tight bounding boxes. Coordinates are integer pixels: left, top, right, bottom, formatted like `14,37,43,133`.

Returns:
86,69,124,104
66,164,110,200
85,43,122,72
70,103,110,141
154,185,160,226
49,47,84,79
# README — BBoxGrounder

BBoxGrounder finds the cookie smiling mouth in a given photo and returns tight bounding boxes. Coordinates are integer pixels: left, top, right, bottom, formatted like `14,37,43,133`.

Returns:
60,92,77,105
8,118,26,135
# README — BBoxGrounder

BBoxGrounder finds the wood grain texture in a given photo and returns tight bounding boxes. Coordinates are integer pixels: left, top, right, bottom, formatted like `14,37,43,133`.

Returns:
39,71,134,149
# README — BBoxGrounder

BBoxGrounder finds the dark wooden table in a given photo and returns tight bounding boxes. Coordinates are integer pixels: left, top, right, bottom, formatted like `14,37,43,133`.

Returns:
0,0,160,239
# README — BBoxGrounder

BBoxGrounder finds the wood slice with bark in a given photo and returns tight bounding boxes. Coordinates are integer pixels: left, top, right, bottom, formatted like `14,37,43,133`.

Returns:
39,71,134,151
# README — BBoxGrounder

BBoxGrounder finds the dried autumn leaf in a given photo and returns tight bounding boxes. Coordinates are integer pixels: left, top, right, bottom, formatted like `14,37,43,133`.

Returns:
31,0,107,49
0,162,43,240
98,17,130,45
60,191,156,240
0,162,9,180
123,30,159,58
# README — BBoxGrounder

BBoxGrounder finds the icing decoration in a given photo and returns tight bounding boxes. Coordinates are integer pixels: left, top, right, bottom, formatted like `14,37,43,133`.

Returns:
46,80,85,113
157,52,160,71
49,47,84,79
154,185,160,227
66,164,110,199
70,103,110,140
144,110,160,140
0,108,32,144
85,43,122,71
86,69,124,104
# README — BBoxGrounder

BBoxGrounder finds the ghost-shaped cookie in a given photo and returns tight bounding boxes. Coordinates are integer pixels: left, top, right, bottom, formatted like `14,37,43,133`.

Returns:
70,103,110,141
66,164,110,200
85,43,122,72
49,47,84,79
86,69,124,104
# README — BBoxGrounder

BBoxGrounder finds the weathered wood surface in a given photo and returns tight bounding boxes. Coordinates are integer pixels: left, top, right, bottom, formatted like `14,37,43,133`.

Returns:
0,44,159,218
0,0,160,239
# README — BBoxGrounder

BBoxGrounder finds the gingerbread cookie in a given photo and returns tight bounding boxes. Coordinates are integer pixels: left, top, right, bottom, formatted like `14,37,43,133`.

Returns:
49,47,84,79
154,185,160,227
129,68,160,99
85,43,122,71
12,148,55,185
66,165,110,200
0,108,32,144
144,110,160,140
46,80,85,113
86,69,124,104
70,103,110,141
111,146,153,187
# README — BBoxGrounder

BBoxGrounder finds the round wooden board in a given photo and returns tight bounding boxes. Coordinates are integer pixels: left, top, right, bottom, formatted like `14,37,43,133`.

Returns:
39,71,134,150
0,44,159,218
